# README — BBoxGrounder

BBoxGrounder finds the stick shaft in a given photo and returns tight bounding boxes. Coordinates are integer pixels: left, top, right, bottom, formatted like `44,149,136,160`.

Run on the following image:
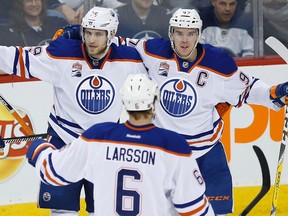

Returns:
265,36,288,216
0,95,34,135
270,106,288,216
2,133,48,144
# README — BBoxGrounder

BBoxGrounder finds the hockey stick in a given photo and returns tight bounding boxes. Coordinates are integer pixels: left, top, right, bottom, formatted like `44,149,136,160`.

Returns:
265,36,288,216
1,133,48,144
265,36,288,63
270,106,288,216
239,145,271,216
0,94,34,135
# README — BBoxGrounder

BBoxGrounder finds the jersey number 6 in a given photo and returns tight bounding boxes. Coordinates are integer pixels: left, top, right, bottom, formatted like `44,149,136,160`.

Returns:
116,168,142,216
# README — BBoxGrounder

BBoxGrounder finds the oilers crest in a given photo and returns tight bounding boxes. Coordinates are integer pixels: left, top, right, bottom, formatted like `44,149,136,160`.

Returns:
160,78,197,117
76,75,115,114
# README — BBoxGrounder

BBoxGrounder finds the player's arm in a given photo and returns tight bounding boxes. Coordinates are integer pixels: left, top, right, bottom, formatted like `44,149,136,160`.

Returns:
172,155,215,215
220,63,286,111
0,45,59,83
26,137,88,186
235,73,288,110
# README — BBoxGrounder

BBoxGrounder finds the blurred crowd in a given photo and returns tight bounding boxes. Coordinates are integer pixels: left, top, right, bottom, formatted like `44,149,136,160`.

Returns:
0,0,287,57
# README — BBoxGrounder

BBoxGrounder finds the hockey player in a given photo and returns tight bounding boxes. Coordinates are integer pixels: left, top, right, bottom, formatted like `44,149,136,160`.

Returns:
58,8,288,216
26,73,216,215
0,6,147,216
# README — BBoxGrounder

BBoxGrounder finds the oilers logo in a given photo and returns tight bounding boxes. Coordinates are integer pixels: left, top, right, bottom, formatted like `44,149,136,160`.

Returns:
76,76,115,114
160,78,197,117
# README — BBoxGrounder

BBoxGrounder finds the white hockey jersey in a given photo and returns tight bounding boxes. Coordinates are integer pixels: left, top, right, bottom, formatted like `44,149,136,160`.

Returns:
200,26,254,57
127,38,278,158
32,121,215,215
0,37,147,144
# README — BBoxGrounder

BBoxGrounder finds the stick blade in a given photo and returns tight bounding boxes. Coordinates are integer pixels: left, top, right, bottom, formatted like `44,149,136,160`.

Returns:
265,36,288,63
239,145,271,216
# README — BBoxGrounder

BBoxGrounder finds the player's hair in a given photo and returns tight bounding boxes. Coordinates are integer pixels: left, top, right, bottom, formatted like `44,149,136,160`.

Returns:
127,109,153,120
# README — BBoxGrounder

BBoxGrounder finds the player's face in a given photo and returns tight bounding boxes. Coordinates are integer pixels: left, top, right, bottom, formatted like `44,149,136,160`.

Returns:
84,29,108,58
212,0,237,27
23,0,42,17
171,27,199,60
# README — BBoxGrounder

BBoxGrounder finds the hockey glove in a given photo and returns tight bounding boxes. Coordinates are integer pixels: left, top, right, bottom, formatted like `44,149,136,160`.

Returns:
53,24,81,40
0,136,5,149
270,81,288,108
26,139,56,167
0,137,4,156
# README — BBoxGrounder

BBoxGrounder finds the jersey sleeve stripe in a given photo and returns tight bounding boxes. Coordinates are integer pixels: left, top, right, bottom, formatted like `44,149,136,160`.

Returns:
31,143,56,160
188,119,223,145
19,47,26,78
49,113,81,138
41,159,64,186
40,154,74,186
177,197,209,216
13,47,20,75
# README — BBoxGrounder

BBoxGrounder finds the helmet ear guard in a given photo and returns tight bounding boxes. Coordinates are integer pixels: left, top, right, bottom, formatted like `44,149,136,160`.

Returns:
121,74,159,111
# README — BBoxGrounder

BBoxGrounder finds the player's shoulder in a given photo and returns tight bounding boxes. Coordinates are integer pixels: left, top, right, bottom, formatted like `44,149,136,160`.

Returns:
150,127,192,155
109,43,143,61
143,38,174,59
47,36,84,58
81,122,118,140
199,43,238,75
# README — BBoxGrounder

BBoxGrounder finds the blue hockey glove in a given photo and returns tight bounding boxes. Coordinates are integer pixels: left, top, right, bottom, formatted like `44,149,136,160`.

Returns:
53,24,81,40
270,82,288,108
26,139,55,167
0,136,5,149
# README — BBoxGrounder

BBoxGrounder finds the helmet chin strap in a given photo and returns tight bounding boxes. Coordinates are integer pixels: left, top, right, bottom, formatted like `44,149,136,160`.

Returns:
88,45,109,62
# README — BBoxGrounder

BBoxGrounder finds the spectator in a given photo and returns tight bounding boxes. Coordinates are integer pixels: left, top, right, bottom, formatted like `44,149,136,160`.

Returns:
199,0,254,57
58,0,84,24
160,0,211,14
0,1,13,26
49,0,83,24
263,0,288,55
0,0,68,46
99,0,125,8
115,0,171,39
47,0,68,20
26,73,215,215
